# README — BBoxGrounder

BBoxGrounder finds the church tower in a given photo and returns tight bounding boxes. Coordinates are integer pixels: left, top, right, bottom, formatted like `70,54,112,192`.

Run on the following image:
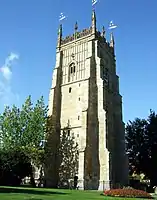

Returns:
46,10,128,190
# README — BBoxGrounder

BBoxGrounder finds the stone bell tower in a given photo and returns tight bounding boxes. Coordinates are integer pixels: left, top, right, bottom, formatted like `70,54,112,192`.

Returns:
46,10,128,190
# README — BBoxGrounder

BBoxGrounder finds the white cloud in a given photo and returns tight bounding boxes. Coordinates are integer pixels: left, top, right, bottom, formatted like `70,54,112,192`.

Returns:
0,67,12,81
0,52,19,81
0,52,19,109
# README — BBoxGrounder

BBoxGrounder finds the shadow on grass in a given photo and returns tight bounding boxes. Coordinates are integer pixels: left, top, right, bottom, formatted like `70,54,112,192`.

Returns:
0,187,67,196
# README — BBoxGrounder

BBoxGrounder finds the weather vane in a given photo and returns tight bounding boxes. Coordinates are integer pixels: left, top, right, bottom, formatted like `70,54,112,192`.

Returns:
59,12,66,23
92,0,98,8
108,21,117,30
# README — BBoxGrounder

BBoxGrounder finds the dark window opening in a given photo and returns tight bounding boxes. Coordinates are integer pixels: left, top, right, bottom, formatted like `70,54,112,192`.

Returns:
79,97,80,101
68,129,70,136
69,87,72,93
78,116,80,120
70,67,73,73
69,63,76,74
73,66,76,73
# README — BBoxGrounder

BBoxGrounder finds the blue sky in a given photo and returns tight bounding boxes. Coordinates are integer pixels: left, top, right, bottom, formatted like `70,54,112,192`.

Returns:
0,0,156,123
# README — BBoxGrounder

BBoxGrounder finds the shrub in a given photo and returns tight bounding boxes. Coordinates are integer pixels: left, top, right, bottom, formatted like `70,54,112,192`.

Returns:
0,148,32,186
104,188,152,199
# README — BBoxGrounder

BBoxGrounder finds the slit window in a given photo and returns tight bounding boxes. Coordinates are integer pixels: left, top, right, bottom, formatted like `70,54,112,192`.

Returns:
69,87,72,93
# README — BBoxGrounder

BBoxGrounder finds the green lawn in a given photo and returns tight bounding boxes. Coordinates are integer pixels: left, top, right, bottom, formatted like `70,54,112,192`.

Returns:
0,187,153,200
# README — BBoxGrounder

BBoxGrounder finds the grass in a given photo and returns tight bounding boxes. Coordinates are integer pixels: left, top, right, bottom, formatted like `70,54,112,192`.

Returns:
0,186,153,200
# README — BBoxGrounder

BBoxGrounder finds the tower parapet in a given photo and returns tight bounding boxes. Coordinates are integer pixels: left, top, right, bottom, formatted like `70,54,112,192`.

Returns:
61,27,92,45
61,28,114,55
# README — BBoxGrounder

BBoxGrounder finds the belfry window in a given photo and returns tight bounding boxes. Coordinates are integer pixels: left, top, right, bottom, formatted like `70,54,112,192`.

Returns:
70,63,76,74
68,62,76,82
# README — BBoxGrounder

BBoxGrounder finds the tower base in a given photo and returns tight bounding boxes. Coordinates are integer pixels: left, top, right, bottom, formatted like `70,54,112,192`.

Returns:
98,180,110,191
77,179,110,191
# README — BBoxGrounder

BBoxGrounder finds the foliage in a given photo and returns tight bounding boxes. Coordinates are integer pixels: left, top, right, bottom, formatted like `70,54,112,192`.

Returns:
0,148,32,186
44,119,79,188
125,118,148,175
0,95,48,186
126,110,157,186
0,105,21,148
44,115,61,188
59,127,79,182
0,96,47,163
103,188,152,198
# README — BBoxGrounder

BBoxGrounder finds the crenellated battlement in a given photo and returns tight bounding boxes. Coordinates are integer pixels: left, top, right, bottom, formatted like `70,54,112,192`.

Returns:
61,27,92,45
61,28,108,45
58,27,114,56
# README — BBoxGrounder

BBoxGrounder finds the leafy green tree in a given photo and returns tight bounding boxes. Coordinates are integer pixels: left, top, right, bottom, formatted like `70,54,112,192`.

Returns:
20,96,47,167
125,118,148,175
0,95,47,149
44,120,79,188
19,95,33,147
44,115,61,188
126,110,157,187
0,95,48,186
19,96,47,149
30,96,47,149
0,105,21,148
146,110,157,186
59,127,79,183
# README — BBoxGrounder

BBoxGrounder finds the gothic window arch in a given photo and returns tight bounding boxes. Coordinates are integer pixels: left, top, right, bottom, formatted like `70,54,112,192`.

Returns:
68,62,77,82
69,62,75,74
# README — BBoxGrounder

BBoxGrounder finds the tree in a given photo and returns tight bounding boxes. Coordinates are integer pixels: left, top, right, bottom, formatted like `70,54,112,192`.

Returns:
146,110,157,186
0,147,32,186
18,96,47,150
126,110,157,187
59,127,79,184
0,105,21,149
125,118,148,175
0,95,48,186
44,120,79,188
44,115,61,188
21,96,47,167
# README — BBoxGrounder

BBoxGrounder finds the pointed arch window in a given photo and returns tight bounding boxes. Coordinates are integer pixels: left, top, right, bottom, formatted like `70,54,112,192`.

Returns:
68,62,76,82
70,63,76,74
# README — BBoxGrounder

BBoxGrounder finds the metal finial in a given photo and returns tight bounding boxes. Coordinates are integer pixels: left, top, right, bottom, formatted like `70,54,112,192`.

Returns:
110,32,115,48
102,26,105,37
75,21,78,31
